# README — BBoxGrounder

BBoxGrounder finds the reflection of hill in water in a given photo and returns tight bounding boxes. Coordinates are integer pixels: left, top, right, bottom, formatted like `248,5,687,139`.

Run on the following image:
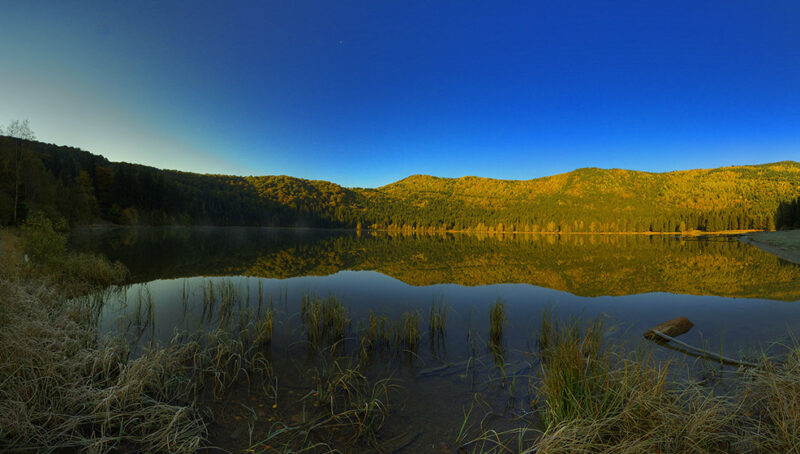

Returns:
70,227,800,301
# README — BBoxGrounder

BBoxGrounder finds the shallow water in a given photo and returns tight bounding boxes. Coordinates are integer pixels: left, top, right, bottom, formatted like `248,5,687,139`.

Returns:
70,227,800,451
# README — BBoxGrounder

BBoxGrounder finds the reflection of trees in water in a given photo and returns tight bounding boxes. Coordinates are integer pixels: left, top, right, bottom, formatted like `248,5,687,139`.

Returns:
70,228,800,300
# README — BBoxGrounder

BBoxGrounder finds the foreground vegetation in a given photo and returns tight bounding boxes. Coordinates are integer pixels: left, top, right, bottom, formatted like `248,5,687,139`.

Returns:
2,132,800,232
460,315,800,454
4,223,800,452
0,224,409,452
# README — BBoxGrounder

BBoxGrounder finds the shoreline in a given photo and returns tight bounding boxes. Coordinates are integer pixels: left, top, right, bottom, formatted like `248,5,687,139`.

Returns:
739,230,800,265
72,223,765,236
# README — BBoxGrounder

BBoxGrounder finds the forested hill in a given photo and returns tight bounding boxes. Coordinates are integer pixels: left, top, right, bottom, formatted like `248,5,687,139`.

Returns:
2,135,800,232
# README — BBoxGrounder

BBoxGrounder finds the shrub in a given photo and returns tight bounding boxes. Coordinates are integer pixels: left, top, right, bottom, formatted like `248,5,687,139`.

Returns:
21,211,66,264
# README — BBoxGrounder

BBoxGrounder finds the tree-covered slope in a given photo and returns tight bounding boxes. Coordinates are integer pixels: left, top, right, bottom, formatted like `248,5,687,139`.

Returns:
1,135,799,231
370,163,800,232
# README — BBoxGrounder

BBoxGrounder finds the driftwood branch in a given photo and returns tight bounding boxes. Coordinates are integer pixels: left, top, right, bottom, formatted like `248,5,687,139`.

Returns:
649,329,758,368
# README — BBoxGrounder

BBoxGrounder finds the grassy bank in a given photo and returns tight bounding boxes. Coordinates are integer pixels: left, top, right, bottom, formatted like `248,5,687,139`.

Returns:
742,229,800,265
0,223,212,452
746,229,800,249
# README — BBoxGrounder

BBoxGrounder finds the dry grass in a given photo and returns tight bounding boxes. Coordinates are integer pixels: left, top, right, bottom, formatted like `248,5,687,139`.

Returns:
529,313,800,453
0,227,217,452
739,347,800,453
0,238,206,452
533,358,735,454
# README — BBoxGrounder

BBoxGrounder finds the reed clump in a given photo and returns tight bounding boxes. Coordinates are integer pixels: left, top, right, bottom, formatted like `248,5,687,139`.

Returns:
489,299,507,345
301,294,351,345
459,311,800,453
245,356,400,453
360,311,392,359
429,297,448,336
254,309,274,347
395,310,421,351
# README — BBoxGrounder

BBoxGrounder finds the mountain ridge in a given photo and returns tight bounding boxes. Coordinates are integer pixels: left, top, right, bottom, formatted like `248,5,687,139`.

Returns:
1,135,799,231
379,160,800,190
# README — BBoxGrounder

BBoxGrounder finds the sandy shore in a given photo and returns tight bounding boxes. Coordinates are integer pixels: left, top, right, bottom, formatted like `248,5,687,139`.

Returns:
739,230,800,265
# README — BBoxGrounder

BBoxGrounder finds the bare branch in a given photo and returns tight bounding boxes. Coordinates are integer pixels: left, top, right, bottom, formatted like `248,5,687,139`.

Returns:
5,119,36,141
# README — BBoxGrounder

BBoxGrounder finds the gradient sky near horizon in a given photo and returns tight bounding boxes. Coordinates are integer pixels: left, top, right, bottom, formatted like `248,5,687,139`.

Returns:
1,1,799,187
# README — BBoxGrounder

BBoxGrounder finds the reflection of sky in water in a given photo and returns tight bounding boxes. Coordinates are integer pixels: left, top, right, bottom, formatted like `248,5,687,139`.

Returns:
103,270,800,363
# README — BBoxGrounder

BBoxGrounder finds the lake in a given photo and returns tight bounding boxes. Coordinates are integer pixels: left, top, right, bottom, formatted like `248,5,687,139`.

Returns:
69,227,800,451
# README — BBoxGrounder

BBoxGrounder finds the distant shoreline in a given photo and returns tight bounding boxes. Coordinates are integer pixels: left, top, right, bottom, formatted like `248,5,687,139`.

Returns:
73,223,764,236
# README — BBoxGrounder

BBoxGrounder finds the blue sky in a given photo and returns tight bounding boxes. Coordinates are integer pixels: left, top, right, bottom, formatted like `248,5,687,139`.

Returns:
1,1,799,187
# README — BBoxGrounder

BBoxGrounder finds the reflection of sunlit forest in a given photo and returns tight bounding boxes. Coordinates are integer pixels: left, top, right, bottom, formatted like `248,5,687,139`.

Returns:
71,227,800,301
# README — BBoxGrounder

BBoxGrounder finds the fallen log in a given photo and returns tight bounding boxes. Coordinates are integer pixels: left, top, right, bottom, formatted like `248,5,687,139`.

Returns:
643,317,694,341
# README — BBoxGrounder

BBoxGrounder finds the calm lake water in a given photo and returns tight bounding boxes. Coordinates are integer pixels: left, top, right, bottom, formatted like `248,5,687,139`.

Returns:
69,227,800,451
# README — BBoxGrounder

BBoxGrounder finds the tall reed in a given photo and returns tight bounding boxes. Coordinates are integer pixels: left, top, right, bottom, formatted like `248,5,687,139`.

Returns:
395,310,421,351
489,299,507,346
301,294,350,346
429,296,448,336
